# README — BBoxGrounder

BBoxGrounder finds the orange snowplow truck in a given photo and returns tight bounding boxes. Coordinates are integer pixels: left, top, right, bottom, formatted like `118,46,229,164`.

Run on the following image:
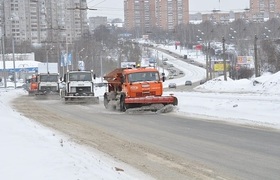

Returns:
103,67,178,112
28,74,38,95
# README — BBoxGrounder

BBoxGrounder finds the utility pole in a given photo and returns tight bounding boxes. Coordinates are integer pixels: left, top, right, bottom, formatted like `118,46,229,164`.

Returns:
162,54,164,74
206,42,209,80
12,38,16,88
254,34,259,77
209,42,213,80
222,37,227,81
1,1,7,88
100,51,103,82
118,40,123,68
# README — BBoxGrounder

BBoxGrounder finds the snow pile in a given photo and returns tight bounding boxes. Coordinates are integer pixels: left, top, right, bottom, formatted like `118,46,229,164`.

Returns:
254,71,280,94
195,72,280,95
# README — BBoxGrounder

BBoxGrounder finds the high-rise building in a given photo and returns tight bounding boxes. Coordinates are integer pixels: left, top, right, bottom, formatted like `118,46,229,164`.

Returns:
124,0,189,33
250,0,280,21
155,0,189,30
0,0,88,45
0,0,48,44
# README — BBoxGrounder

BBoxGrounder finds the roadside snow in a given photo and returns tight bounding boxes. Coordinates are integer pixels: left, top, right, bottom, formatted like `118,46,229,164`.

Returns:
0,89,153,180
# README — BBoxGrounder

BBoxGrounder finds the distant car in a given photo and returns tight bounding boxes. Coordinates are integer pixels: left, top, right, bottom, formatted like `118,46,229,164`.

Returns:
200,79,207,85
168,83,176,89
179,71,184,75
185,80,192,86
189,60,195,64
169,75,174,79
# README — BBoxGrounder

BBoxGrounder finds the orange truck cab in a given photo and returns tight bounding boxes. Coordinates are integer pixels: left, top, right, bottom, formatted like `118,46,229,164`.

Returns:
28,75,38,95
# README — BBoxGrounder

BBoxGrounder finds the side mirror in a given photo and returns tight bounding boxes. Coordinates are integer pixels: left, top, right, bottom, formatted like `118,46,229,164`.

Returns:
161,73,165,82
93,74,96,80
162,76,165,82
63,74,66,82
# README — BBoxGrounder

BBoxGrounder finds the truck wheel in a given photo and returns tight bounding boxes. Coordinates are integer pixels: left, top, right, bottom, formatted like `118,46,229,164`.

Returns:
120,94,126,112
104,94,109,109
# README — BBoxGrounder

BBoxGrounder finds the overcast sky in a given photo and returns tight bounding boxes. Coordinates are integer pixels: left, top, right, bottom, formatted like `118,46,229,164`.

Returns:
87,0,250,19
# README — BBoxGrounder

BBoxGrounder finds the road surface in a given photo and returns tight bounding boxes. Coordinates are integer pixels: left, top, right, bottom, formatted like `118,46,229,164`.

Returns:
12,95,280,180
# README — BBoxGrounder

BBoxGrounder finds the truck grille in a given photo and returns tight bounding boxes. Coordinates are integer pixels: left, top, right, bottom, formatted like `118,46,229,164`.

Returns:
136,91,156,97
40,86,58,92
72,87,91,94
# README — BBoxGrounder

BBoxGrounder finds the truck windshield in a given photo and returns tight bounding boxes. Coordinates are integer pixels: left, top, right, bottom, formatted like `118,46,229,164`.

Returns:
128,72,159,83
69,72,92,81
40,75,58,82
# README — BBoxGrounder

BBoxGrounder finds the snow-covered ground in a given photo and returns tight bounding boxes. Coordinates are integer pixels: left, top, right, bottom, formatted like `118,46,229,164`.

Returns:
158,44,280,129
1,44,280,179
0,89,154,180
170,73,280,129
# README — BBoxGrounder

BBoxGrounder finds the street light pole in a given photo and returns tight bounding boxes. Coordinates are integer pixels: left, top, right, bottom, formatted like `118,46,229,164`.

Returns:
46,50,49,73
46,46,54,73
77,48,85,70
100,52,103,82
12,37,16,88
222,37,227,81
1,35,6,88
254,34,259,77
1,1,7,88
206,42,210,80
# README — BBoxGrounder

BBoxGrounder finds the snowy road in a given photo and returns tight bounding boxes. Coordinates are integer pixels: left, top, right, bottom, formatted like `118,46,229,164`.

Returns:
12,94,280,180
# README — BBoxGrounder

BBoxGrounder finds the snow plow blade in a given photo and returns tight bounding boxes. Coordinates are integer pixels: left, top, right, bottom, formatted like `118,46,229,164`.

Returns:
125,104,176,114
28,91,37,96
64,96,99,104
35,92,60,100
125,96,178,106
121,95,178,113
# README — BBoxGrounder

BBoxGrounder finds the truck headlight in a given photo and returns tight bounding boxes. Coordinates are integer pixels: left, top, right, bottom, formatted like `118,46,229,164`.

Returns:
70,87,76,93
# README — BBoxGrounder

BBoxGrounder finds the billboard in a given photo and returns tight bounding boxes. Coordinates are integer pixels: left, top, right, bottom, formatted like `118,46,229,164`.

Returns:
213,61,230,72
237,56,254,68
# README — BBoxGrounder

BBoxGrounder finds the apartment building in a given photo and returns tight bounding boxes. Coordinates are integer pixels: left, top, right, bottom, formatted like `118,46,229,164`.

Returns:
124,0,189,33
0,0,88,45
0,0,47,44
190,0,280,24
202,12,232,24
250,0,280,21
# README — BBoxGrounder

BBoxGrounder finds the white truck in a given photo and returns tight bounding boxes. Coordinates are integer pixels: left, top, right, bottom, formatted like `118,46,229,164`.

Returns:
36,63,60,97
60,70,99,103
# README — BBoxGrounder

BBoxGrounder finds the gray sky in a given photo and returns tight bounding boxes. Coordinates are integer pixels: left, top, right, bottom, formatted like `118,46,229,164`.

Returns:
87,0,250,19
